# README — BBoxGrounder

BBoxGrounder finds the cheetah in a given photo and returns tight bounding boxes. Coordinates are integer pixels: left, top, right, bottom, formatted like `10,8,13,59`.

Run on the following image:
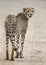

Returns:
5,7,34,60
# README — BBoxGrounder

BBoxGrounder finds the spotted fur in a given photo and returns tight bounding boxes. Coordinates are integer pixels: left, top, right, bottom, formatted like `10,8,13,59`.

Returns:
5,7,34,60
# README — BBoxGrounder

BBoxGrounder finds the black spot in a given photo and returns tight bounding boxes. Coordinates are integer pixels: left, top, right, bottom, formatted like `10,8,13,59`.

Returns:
14,48,17,51
21,43,24,45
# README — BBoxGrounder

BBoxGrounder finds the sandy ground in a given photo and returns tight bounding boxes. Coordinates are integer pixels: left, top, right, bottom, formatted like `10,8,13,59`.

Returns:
0,0,46,65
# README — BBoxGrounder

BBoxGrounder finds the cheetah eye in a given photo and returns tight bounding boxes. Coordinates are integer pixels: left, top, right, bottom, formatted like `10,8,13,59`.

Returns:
27,10,29,12
32,11,34,12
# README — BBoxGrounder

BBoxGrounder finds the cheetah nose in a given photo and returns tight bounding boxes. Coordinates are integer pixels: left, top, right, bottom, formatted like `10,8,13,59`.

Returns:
30,14,32,16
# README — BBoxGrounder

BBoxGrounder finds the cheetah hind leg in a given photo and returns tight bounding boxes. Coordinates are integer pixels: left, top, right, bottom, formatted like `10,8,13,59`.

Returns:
6,37,9,60
10,48,14,61
15,52,19,58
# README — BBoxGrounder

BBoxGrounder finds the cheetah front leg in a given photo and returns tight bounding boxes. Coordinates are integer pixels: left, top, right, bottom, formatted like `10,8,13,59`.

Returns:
20,32,26,58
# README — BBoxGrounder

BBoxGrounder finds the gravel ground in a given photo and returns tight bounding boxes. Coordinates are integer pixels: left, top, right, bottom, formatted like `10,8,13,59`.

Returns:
0,0,46,65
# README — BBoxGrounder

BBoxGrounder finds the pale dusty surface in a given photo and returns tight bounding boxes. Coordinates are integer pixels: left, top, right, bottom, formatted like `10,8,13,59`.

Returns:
0,0,46,65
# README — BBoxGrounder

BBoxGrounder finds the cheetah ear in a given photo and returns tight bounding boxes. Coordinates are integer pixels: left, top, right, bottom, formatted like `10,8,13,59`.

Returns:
23,8,26,12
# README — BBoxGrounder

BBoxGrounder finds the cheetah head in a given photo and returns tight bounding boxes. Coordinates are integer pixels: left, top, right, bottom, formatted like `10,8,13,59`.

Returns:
23,7,34,18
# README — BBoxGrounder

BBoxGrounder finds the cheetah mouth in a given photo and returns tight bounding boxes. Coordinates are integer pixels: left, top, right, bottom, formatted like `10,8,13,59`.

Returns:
28,15,32,18
28,14,32,18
